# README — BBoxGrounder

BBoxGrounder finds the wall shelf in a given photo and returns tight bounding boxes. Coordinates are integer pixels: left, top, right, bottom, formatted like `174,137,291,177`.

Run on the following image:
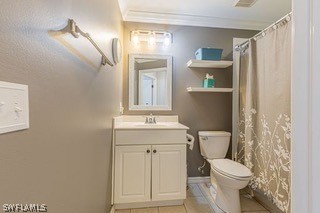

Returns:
187,60,233,68
187,87,233,93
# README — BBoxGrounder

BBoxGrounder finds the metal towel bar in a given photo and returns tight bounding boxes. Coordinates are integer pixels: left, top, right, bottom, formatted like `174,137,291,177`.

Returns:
67,19,113,66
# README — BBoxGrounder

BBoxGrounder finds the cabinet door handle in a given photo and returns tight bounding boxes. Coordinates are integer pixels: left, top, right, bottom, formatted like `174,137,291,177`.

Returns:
147,149,150,153
153,150,157,154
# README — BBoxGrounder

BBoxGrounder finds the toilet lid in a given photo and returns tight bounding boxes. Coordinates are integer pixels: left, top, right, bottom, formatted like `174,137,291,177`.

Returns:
209,159,252,178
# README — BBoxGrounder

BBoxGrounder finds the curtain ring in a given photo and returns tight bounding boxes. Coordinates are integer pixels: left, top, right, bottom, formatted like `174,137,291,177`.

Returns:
273,25,278,30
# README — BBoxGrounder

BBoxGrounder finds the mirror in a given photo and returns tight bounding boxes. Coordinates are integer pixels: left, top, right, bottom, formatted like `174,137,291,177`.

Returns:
129,54,172,110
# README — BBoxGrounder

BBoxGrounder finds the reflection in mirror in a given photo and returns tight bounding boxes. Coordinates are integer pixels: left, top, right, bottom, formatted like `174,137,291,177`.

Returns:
129,54,172,110
135,59,167,106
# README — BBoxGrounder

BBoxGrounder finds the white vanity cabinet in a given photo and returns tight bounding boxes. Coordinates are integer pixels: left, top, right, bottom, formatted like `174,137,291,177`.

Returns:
114,144,186,204
114,145,151,203
112,116,189,209
151,145,186,201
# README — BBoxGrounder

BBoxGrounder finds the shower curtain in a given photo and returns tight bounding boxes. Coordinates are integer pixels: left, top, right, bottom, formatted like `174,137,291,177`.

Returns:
237,16,291,212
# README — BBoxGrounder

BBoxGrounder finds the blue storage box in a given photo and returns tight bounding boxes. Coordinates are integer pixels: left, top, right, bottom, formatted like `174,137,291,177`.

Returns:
195,48,223,61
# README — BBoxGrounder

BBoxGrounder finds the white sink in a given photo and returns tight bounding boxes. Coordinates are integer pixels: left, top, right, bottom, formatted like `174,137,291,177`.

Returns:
133,123,169,128
113,116,189,130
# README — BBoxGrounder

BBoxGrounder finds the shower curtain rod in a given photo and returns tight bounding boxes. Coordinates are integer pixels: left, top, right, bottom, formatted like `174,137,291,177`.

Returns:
234,12,292,51
58,19,114,66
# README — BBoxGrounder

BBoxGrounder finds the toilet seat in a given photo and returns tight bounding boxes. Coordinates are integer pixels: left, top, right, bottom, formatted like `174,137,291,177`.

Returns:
208,159,252,180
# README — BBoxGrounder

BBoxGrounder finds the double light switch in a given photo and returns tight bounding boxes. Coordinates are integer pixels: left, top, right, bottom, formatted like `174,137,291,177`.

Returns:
0,81,29,134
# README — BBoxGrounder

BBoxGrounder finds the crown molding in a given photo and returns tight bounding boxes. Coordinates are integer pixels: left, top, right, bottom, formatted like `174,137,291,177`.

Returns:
123,10,271,30
116,0,127,19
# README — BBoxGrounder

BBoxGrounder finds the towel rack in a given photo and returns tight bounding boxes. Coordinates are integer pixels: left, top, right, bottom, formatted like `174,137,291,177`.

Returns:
65,19,113,66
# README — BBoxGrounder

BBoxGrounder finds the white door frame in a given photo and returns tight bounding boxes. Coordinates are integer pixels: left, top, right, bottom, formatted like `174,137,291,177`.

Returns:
292,0,320,212
139,71,157,105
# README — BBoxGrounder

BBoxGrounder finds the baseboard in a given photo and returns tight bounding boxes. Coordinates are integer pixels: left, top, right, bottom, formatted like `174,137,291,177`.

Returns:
187,176,210,184
109,205,115,213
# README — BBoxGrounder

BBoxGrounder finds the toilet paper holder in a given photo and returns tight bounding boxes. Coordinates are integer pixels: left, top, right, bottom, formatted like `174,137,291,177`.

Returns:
186,134,195,150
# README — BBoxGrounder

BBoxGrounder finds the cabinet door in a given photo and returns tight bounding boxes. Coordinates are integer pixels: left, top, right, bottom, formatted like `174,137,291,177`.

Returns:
152,145,186,201
114,145,151,203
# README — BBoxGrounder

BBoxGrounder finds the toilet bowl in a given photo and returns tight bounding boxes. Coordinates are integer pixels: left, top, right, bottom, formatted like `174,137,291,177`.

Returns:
208,159,252,213
198,131,252,213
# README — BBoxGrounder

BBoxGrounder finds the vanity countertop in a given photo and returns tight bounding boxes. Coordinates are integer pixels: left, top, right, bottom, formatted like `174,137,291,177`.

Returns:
113,115,189,130
114,122,189,130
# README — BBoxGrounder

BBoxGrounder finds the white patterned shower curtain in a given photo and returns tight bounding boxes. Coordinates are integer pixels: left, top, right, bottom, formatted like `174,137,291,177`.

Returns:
237,15,291,212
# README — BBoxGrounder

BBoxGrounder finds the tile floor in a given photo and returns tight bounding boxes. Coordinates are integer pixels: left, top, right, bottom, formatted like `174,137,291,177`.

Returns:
115,183,269,213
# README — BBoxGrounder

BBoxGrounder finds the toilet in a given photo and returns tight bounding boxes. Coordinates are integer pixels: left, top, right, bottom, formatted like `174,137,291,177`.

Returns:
199,131,252,213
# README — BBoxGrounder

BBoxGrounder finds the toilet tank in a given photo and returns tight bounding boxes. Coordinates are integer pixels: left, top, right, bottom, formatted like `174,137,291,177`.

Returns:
199,131,231,159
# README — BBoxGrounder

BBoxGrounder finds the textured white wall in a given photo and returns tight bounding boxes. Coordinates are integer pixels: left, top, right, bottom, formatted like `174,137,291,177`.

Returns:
0,1,123,212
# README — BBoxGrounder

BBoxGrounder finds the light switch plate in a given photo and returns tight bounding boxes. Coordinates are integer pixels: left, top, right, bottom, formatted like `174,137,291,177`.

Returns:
0,81,29,134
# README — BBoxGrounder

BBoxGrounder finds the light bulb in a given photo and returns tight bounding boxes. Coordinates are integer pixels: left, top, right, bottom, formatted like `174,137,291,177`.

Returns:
163,33,171,46
131,31,140,45
148,32,156,46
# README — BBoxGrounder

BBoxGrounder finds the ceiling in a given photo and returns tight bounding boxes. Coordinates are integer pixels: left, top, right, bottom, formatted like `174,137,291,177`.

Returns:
117,0,291,30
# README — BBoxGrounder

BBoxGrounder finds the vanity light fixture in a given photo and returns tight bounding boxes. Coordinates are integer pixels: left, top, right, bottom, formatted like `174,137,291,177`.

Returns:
130,30,172,47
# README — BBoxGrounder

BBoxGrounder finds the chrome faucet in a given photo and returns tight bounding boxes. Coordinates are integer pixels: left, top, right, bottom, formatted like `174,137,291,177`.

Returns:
145,114,157,124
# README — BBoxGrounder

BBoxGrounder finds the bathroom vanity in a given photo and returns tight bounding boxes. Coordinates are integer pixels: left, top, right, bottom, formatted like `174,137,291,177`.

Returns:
112,115,189,209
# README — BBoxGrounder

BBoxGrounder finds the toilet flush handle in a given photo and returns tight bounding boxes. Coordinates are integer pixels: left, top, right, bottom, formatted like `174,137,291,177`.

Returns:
201,136,208,140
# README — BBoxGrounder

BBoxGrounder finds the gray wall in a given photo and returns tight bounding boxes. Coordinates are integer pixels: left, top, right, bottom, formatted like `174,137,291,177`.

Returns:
0,1,122,213
123,22,258,177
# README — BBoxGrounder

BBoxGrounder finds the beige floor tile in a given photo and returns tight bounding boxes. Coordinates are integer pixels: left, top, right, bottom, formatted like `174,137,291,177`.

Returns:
187,183,203,197
184,196,214,213
115,209,131,213
131,207,159,213
240,195,267,212
159,205,186,213
241,211,270,213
